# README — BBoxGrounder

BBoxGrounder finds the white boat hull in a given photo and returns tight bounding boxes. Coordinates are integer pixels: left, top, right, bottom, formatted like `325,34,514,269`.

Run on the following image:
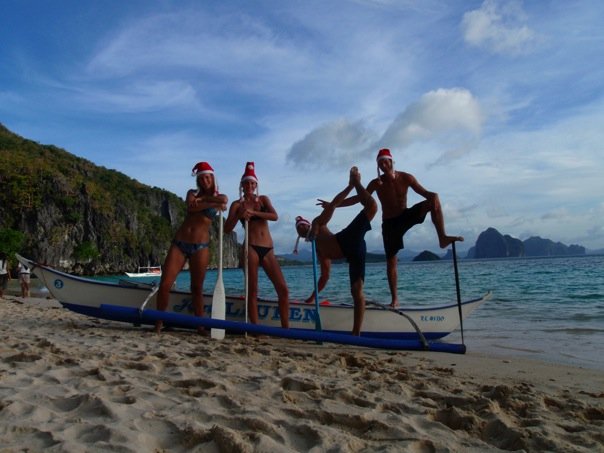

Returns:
16,255,490,340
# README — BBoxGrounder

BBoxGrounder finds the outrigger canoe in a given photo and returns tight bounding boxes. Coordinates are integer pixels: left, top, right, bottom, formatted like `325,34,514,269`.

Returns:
16,255,490,352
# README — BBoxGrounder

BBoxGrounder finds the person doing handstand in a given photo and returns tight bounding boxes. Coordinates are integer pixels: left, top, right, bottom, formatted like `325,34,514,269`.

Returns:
342,148,463,308
294,167,377,336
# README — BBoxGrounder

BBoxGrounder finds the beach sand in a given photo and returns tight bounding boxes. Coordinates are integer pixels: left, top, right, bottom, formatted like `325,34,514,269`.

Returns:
1,290,603,452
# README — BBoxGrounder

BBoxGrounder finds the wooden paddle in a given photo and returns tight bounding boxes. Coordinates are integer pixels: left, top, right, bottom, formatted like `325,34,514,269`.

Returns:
210,211,226,340
452,241,464,345
244,219,249,327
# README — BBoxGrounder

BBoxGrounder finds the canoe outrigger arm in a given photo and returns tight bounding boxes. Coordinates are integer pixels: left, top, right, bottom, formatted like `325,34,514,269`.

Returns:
138,284,159,314
366,302,429,349
389,309,428,349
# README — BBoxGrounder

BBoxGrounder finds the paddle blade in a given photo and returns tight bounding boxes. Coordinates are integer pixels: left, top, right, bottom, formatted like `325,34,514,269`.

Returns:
211,279,226,339
211,211,226,340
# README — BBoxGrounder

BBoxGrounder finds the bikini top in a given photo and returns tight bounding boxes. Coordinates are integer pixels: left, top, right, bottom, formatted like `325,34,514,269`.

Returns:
240,204,268,226
202,207,217,219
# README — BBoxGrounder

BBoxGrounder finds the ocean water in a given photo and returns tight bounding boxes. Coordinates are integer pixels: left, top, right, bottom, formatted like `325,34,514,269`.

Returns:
129,255,604,370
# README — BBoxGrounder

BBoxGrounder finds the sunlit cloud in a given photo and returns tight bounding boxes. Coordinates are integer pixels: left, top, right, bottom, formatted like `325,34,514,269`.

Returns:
287,87,484,170
378,88,483,159
287,118,377,169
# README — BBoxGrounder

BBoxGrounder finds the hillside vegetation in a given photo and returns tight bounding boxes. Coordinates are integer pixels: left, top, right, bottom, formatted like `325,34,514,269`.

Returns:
0,124,238,274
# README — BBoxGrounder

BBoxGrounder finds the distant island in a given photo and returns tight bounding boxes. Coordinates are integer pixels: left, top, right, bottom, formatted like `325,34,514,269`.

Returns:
464,227,586,259
413,251,440,261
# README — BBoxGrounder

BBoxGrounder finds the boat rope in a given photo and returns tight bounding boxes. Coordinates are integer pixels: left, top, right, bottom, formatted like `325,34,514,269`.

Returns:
452,241,464,345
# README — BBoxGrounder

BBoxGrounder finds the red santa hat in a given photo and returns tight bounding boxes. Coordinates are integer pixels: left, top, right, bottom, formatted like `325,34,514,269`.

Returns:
240,161,259,200
191,161,218,194
376,148,393,181
191,161,214,176
293,216,311,254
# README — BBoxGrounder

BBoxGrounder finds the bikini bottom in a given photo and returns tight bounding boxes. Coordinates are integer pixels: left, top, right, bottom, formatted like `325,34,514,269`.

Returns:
173,240,209,258
251,245,273,266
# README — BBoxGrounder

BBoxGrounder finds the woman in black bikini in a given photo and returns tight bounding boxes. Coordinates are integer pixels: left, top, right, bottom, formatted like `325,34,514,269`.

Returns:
155,162,228,333
224,162,289,328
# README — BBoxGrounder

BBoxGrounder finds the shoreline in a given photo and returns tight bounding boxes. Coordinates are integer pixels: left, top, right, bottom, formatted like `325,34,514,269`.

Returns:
1,295,603,451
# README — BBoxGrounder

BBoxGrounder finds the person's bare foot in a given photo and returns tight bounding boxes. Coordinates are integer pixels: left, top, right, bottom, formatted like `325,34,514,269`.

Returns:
349,166,360,185
439,235,464,249
154,320,163,334
197,326,209,336
389,301,399,309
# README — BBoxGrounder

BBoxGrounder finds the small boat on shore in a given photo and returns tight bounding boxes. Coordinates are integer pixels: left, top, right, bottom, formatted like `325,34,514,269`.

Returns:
124,266,161,278
16,254,490,353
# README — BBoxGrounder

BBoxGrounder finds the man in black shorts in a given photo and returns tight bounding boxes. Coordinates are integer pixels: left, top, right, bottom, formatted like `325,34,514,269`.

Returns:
339,148,463,307
294,167,377,335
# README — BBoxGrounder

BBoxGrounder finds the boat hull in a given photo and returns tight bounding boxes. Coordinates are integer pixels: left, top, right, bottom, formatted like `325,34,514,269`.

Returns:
16,255,490,341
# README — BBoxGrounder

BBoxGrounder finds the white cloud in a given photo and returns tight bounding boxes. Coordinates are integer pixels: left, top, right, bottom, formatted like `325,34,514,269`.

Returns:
286,88,484,171
378,88,483,154
286,118,377,168
461,0,538,56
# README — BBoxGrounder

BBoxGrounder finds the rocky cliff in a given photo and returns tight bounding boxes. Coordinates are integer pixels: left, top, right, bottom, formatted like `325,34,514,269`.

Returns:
0,124,240,274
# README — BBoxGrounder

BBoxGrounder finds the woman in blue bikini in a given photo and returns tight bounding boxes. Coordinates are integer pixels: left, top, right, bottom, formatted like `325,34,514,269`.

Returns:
224,162,289,328
155,162,228,333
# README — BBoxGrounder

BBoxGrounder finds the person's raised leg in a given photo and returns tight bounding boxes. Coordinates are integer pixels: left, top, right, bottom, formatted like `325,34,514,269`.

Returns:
350,167,378,221
427,193,464,248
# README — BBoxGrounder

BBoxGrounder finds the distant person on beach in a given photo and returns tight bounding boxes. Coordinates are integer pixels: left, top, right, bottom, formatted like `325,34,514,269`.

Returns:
0,252,10,299
224,162,289,328
342,148,463,308
17,262,31,298
155,162,228,334
294,167,377,336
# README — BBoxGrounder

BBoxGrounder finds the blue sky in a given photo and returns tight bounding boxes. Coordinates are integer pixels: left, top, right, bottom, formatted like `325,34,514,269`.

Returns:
2,0,603,254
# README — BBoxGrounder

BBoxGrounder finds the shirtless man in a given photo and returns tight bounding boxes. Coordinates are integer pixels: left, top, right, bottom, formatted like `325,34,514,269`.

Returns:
344,148,463,307
294,167,377,335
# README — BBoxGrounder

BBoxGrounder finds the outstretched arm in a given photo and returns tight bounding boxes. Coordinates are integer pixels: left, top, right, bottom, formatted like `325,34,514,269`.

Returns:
312,182,354,230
